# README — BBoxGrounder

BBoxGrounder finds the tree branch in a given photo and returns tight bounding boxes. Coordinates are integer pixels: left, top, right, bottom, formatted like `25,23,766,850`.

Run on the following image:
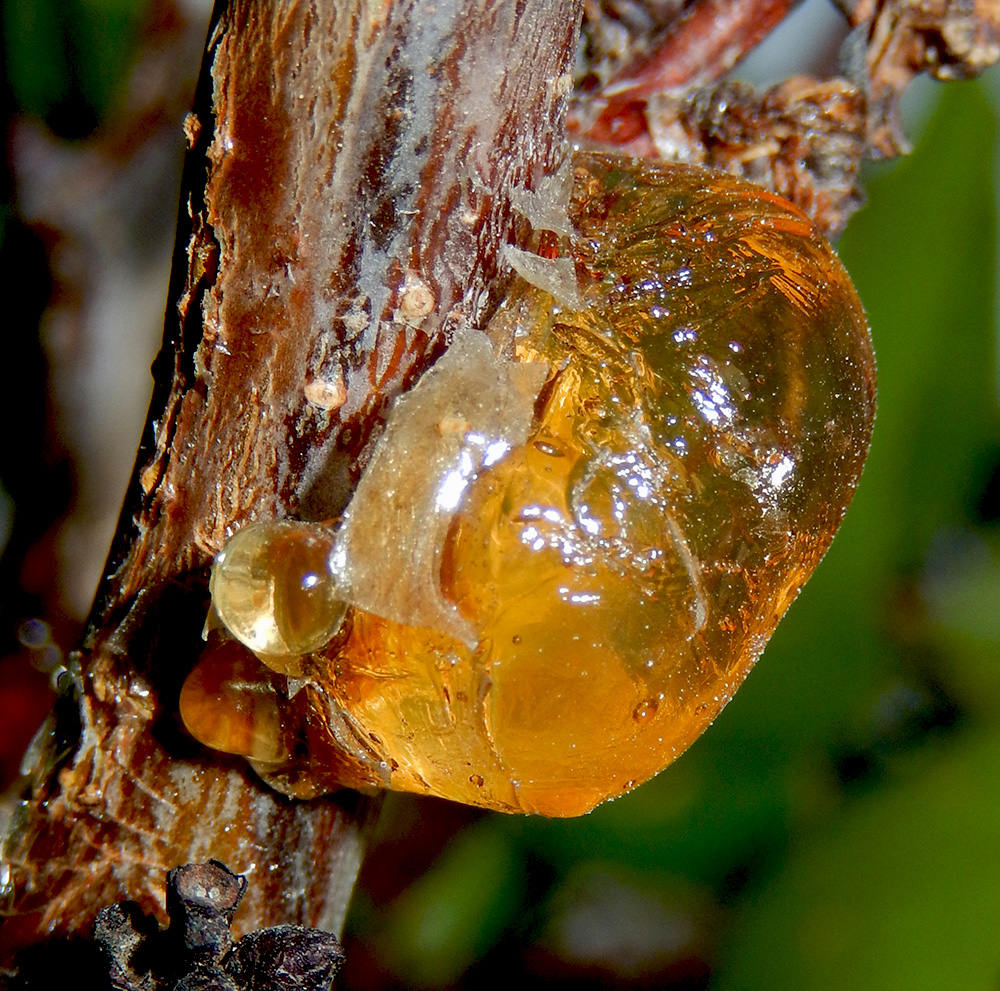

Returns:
0,0,579,964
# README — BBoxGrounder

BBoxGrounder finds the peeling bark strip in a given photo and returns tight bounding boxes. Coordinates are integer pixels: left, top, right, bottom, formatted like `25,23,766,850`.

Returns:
0,0,581,964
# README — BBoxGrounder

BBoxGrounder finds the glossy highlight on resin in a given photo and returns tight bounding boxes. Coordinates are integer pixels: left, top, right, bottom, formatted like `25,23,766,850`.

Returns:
182,154,876,816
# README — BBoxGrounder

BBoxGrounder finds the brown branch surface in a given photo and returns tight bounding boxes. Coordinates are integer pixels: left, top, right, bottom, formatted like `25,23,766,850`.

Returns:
0,0,579,964
585,0,795,142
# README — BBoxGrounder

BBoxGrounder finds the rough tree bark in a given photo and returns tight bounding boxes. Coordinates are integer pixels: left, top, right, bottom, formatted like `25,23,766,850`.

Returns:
0,0,578,964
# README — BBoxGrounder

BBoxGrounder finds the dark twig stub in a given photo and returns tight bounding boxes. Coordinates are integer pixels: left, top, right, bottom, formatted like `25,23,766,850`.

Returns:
94,862,344,991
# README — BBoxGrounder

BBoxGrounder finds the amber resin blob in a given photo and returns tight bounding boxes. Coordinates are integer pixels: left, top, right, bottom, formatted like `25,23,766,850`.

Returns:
182,154,876,816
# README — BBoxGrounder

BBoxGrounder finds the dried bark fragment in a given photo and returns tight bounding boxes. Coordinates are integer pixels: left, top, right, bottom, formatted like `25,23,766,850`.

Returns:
859,0,1000,153
645,77,867,236
572,0,1000,233
166,861,246,964
94,901,162,990
225,926,344,991
89,862,344,991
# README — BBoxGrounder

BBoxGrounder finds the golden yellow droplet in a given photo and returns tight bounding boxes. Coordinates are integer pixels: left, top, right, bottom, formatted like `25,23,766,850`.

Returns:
179,640,293,764
210,520,346,662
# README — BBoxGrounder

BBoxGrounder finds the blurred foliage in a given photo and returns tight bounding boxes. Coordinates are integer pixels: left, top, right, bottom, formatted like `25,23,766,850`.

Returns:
344,78,1000,989
370,822,527,987
2,0,147,137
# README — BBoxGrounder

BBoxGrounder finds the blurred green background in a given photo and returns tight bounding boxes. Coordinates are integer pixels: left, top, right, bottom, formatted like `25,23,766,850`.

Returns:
3,2,1000,989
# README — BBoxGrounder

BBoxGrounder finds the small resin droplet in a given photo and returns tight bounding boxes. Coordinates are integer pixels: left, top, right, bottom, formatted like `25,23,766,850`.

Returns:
209,520,346,663
180,640,294,763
